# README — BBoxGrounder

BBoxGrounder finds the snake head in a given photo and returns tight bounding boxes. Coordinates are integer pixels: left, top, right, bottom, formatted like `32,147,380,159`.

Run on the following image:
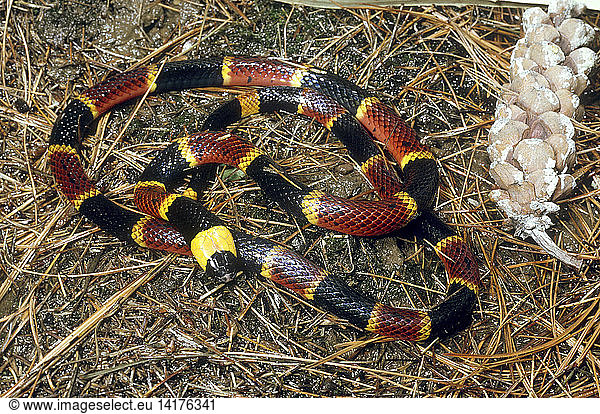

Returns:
205,250,243,283
190,225,242,283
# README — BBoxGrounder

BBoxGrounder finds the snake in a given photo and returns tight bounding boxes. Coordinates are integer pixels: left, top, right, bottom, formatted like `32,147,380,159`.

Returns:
48,56,480,341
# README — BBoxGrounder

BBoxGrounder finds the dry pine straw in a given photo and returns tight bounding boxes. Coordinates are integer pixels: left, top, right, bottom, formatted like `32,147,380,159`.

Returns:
0,1,600,397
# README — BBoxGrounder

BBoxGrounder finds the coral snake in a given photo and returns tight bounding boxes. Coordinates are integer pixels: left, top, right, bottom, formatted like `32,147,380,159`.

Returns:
49,56,480,341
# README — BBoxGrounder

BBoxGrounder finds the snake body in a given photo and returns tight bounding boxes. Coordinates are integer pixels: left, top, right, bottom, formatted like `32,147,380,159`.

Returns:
49,57,480,341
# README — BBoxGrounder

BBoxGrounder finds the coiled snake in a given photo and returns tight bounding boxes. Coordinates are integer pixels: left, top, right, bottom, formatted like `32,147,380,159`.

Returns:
49,57,480,341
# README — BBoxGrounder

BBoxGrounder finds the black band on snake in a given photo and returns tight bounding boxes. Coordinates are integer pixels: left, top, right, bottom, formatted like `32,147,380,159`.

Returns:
48,56,480,341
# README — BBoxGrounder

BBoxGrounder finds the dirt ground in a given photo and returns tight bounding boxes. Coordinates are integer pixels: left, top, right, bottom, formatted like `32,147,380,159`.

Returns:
1,0,599,397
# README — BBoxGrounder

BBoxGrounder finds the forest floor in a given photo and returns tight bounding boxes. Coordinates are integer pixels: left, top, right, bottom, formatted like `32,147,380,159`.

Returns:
1,0,599,397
